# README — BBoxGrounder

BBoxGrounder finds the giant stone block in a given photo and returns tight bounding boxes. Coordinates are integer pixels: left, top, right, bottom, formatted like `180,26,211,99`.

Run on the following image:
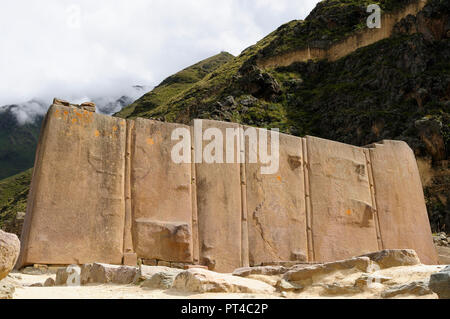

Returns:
19,104,126,266
245,129,309,265
369,141,438,265
307,136,380,262
130,118,193,263
195,120,243,272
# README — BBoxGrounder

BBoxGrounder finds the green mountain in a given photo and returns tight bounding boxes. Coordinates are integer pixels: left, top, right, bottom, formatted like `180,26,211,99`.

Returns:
0,104,43,180
115,51,235,119
0,169,32,235
1,0,448,236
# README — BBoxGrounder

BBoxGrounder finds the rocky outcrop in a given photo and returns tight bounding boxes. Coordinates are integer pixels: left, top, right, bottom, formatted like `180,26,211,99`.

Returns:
257,0,427,68
0,230,20,280
433,233,450,264
172,268,276,294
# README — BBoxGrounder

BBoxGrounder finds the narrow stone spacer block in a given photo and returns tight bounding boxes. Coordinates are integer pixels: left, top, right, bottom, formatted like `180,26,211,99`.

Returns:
184,265,209,270
123,253,138,266
142,259,157,266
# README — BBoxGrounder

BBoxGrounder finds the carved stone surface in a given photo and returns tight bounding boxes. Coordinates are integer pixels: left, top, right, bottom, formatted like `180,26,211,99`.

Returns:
130,119,193,262
18,104,126,267
195,120,242,273
369,141,439,265
307,136,380,263
245,129,308,265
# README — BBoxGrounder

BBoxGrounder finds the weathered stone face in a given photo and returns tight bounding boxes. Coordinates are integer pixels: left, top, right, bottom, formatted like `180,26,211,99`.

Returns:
130,119,193,263
245,129,308,265
307,136,380,262
369,141,439,265
18,104,438,272
18,105,127,267
195,120,243,273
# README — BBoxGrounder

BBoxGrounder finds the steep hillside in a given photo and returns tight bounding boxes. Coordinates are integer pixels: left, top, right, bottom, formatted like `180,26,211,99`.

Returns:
0,169,32,236
122,0,449,232
115,51,235,119
0,104,43,180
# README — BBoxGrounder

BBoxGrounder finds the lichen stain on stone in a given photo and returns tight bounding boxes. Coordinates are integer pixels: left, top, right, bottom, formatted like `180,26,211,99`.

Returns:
346,209,352,216
95,130,100,137
146,138,155,145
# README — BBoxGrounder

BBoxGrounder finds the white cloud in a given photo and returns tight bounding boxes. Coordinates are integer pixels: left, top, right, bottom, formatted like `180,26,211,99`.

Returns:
0,0,319,107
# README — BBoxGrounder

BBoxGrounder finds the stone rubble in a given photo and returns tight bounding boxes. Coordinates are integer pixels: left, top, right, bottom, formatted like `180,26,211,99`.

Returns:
7,249,448,299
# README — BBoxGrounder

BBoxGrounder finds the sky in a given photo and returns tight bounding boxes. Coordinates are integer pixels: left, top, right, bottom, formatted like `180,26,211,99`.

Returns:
0,0,320,112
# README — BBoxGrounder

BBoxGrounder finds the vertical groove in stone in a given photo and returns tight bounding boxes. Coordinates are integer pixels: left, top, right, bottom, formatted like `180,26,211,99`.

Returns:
190,125,200,264
365,148,384,250
122,119,135,259
302,137,315,262
239,125,249,268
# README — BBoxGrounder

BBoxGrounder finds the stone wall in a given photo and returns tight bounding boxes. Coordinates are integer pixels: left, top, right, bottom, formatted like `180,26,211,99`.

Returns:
257,0,427,69
17,102,438,272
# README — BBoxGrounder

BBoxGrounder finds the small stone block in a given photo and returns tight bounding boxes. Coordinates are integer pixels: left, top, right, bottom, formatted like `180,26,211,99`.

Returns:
123,253,138,266
184,265,209,270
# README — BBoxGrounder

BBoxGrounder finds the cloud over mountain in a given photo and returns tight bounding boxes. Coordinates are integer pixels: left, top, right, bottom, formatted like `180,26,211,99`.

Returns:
0,0,318,107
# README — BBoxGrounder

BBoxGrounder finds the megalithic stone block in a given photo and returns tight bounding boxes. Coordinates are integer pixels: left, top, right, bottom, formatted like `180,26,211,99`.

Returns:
307,136,380,263
18,104,127,267
195,120,243,272
130,118,193,263
369,140,439,265
245,128,309,265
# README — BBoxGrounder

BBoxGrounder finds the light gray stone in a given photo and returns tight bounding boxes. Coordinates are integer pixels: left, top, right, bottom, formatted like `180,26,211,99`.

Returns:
233,266,288,277
381,281,432,298
141,272,178,290
173,268,276,294
429,266,450,299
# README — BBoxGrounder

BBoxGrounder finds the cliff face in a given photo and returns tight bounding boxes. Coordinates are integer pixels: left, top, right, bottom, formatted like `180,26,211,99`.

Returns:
257,0,427,68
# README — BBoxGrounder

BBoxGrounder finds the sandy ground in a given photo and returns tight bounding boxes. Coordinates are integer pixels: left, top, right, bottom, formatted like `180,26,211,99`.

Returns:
10,273,281,300
8,264,445,299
